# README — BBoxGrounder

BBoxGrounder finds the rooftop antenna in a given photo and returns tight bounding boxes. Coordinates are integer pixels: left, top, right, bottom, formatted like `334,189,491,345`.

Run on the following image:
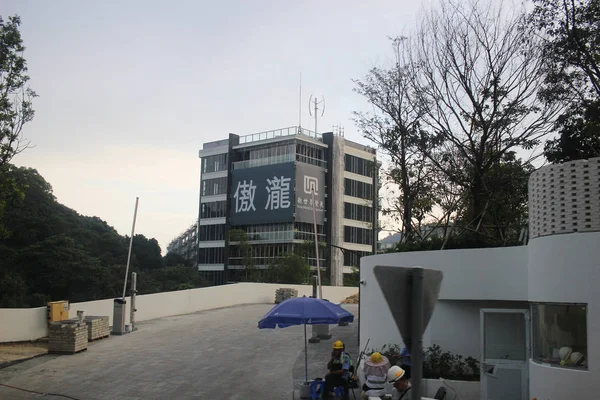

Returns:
299,73,302,130
308,95,325,134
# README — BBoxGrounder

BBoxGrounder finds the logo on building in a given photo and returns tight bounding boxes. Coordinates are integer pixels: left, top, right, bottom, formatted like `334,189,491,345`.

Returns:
303,176,319,195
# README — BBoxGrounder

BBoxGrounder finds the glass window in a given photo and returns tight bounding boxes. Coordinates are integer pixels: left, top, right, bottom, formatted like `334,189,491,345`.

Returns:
201,177,227,196
344,179,373,200
201,201,226,219
344,226,373,245
532,303,588,369
202,154,228,173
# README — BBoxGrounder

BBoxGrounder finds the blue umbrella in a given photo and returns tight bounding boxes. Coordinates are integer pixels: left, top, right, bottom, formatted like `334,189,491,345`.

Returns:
258,296,355,383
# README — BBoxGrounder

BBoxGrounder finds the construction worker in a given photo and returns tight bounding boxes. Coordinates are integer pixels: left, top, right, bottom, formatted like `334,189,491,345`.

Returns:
323,340,352,400
387,365,411,399
361,351,390,399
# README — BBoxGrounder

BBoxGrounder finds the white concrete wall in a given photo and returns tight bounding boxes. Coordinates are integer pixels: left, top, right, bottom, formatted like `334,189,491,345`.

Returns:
427,301,529,360
364,246,528,301
360,247,528,352
0,307,47,343
0,283,357,343
528,231,600,400
422,379,479,400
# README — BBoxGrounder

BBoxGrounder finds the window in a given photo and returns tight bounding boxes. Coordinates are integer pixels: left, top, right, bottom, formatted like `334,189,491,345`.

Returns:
345,154,374,177
531,303,588,369
344,179,373,200
344,226,373,245
198,224,225,241
201,201,226,219
202,154,228,173
201,177,227,196
296,141,327,168
344,202,373,223
198,247,224,264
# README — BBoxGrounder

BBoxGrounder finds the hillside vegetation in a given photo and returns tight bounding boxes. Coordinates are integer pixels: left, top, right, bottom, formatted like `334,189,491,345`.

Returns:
0,165,205,308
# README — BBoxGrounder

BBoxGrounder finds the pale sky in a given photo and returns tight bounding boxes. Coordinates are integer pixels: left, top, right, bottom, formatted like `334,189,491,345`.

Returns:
5,0,427,251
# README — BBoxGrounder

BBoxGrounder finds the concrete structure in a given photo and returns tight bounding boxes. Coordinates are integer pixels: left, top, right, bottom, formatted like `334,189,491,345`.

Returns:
0,283,357,343
165,222,198,263
360,157,600,400
197,126,379,286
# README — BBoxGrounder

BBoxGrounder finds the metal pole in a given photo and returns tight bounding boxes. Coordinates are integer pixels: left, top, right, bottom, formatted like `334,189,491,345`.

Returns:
314,98,318,134
312,275,318,298
130,272,137,331
312,189,323,299
304,323,308,383
411,267,424,400
122,197,139,299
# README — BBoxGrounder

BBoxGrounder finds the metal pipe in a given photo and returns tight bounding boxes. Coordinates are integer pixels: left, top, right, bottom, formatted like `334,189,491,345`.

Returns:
122,197,139,300
304,323,308,383
130,272,137,331
411,268,424,400
311,189,322,299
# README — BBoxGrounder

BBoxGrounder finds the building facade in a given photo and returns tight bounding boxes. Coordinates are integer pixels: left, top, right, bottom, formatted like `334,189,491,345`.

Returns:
166,223,198,263
197,126,378,286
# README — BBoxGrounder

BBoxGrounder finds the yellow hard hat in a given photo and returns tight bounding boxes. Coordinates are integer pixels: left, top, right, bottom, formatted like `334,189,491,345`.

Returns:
332,340,344,349
370,352,383,364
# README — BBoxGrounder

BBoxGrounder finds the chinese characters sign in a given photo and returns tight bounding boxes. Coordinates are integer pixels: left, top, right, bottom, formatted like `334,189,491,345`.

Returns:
230,163,295,225
229,162,326,226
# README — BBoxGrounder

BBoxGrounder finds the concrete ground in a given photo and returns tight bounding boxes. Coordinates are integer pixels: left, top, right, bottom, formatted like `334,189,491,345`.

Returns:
0,304,359,400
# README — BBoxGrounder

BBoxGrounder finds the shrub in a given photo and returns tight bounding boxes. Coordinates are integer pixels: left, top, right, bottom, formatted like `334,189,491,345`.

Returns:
372,343,480,381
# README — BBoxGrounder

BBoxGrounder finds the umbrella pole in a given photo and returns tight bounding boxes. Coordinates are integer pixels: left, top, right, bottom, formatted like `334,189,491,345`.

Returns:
304,323,308,383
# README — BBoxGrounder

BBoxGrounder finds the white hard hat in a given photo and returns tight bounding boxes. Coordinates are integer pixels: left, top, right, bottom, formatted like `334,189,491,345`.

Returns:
571,352,585,365
387,365,406,383
559,347,572,361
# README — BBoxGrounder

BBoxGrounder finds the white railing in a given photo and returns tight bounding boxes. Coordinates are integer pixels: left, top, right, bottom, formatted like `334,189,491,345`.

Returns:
238,126,322,145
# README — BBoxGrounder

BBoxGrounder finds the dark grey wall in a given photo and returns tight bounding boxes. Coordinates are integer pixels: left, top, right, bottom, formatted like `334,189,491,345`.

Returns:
230,162,295,225
294,162,326,225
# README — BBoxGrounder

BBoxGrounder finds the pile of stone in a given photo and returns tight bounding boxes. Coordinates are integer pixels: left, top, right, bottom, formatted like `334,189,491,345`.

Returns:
341,293,359,304
85,316,110,341
275,288,298,303
48,320,88,354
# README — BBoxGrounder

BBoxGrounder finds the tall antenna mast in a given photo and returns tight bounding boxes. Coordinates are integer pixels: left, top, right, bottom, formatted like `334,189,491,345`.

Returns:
308,95,325,134
299,73,302,129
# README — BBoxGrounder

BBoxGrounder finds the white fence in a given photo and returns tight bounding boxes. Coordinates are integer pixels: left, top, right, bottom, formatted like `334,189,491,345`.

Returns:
0,283,357,343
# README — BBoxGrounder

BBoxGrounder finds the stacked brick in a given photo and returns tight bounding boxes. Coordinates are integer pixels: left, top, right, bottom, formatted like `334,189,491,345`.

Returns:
85,316,110,341
275,288,298,303
48,320,88,354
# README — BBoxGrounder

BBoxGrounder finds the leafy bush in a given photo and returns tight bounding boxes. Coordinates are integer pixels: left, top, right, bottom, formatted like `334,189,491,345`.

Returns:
372,343,480,381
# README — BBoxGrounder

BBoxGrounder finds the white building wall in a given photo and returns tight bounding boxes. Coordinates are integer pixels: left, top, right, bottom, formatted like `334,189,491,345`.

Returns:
360,246,528,352
527,231,600,400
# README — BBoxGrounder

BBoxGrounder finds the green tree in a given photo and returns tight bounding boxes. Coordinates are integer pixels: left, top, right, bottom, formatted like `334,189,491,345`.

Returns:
0,15,37,237
530,0,600,162
267,253,311,284
544,100,600,162
229,228,260,282
0,165,208,306
164,252,192,267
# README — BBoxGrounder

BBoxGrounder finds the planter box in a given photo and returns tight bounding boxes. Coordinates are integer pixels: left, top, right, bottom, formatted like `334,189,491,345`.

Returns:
422,378,480,400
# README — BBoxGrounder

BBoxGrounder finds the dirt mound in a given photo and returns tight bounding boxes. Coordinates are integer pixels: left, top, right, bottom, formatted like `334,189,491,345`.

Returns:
341,293,359,304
